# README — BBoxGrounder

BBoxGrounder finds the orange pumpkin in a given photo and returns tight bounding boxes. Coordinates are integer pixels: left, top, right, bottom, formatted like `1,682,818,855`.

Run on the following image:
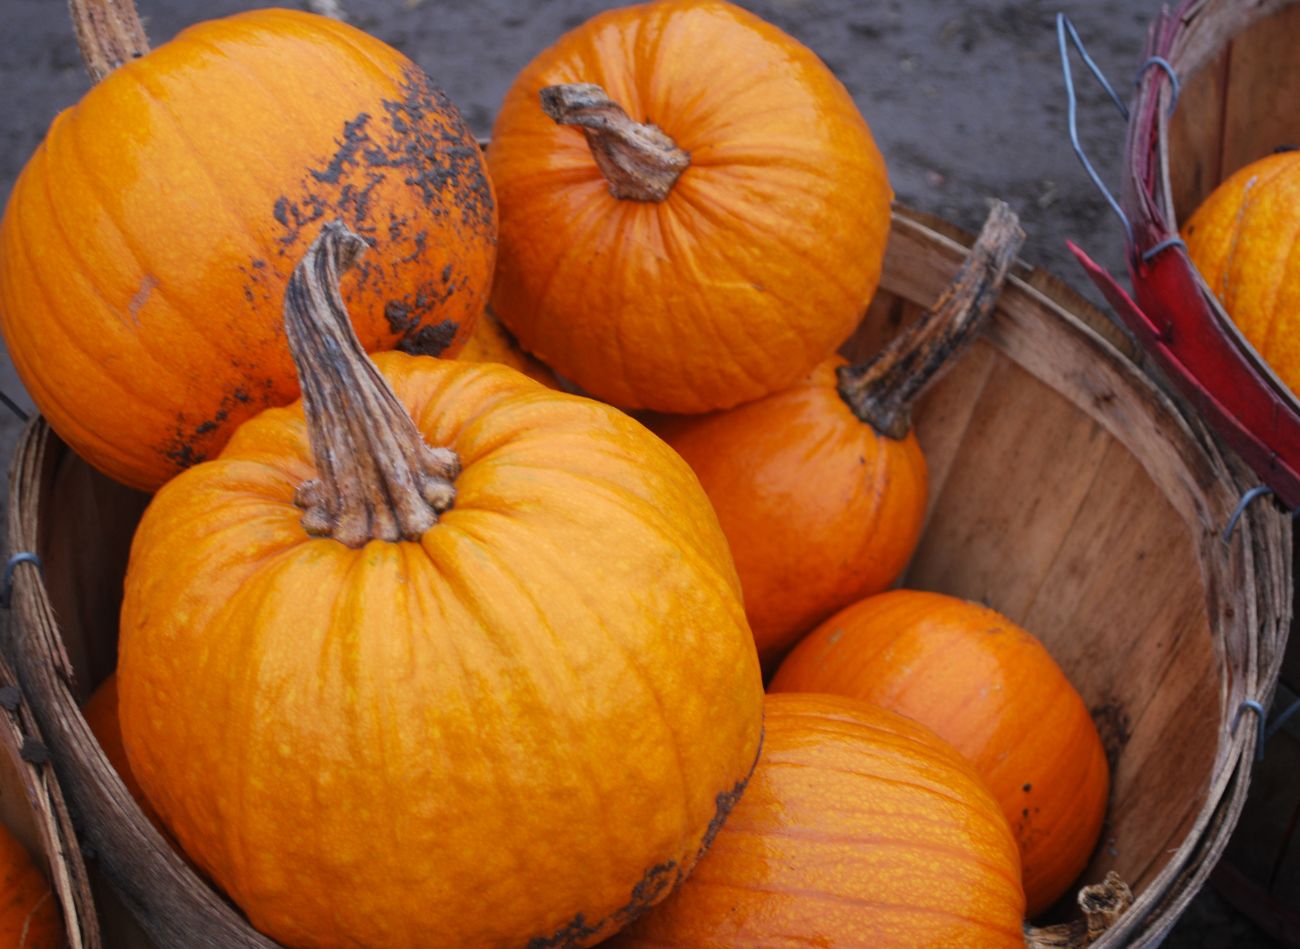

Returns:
487,0,892,413
0,822,61,948
83,674,166,836
457,307,560,388
611,693,1025,947
0,4,496,491
655,204,1022,663
1183,150,1300,394
771,589,1110,917
117,222,762,948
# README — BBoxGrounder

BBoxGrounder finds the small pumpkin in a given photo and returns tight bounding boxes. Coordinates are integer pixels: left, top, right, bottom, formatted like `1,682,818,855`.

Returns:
655,203,1023,663
771,589,1110,917
1182,150,1300,395
117,222,762,948
0,822,61,948
487,0,892,413
610,693,1026,948
457,307,560,388
0,0,496,491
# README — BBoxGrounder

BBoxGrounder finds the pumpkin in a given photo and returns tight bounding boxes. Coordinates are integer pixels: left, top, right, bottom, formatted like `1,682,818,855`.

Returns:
486,0,892,414
457,306,560,388
0,822,61,948
610,692,1026,947
0,0,496,491
654,203,1023,663
83,674,167,837
1183,150,1300,395
771,589,1110,917
116,221,763,948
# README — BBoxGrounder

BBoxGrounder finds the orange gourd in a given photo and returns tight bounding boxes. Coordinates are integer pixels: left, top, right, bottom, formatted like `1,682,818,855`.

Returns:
457,307,560,388
611,693,1026,948
0,823,61,948
487,0,892,413
655,205,1022,663
0,2,496,491
117,223,762,948
1183,150,1300,394
771,590,1110,917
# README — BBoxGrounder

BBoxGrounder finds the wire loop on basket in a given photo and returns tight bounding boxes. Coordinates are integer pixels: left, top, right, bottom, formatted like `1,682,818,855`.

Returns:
1140,236,1187,263
1057,13,1134,247
1232,699,1267,762
1221,485,1276,542
0,553,42,610
1134,56,1180,114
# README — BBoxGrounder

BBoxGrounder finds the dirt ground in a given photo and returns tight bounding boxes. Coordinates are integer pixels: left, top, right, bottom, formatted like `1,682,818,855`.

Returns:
0,0,1286,945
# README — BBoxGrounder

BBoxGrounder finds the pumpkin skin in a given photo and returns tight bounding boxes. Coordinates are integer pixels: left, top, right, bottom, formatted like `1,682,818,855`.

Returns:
487,0,892,413
610,693,1025,948
117,353,763,949
457,307,560,388
0,822,61,948
0,9,496,491
1183,151,1300,396
771,590,1109,916
654,355,927,664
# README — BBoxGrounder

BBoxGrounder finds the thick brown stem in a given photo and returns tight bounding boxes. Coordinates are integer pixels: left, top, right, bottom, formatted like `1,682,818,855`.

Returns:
68,0,150,83
285,221,460,548
837,200,1025,438
540,83,690,202
1023,872,1133,948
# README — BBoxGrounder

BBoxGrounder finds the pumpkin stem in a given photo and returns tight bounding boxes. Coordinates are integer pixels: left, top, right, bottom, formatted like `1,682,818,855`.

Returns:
1022,872,1133,948
539,83,690,202
837,200,1024,439
285,221,460,548
68,0,150,83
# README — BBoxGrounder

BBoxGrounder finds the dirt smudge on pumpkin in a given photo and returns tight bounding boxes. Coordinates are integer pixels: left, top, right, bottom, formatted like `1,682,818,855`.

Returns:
126,274,158,325
399,319,459,357
159,382,275,475
523,731,763,947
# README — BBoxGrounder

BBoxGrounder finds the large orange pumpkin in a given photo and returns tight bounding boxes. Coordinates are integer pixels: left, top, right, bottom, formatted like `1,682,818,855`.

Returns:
0,822,61,948
117,222,762,948
610,693,1026,947
0,4,496,491
771,589,1110,917
487,0,892,413
654,204,1022,663
1183,150,1300,395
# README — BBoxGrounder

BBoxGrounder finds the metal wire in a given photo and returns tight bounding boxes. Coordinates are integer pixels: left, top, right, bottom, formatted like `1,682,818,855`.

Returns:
1267,696,1300,741
1141,235,1188,263
0,553,41,610
1221,485,1275,543
1057,13,1134,247
1233,699,1267,762
1136,56,1181,114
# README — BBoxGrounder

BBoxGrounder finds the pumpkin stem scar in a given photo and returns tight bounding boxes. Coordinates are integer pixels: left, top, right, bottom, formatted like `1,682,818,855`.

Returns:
68,0,151,83
285,220,461,547
836,199,1025,439
539,83,690,203
1022,871,1133,948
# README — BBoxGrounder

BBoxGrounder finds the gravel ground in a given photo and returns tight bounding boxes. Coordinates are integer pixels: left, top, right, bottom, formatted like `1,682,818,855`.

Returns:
0,0,1286,945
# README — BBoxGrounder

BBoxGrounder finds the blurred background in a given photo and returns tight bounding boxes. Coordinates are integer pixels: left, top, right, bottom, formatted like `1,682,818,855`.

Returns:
0,0,1284,945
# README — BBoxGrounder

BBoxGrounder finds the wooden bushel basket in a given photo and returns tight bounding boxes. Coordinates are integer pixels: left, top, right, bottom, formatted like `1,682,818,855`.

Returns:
1,207,1291,947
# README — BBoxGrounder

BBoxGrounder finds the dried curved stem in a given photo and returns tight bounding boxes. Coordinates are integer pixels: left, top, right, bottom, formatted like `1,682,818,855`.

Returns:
68,0,150,83
285,221,460,547
1023,872,1133,948
540,83,690,202
838,200,1025,438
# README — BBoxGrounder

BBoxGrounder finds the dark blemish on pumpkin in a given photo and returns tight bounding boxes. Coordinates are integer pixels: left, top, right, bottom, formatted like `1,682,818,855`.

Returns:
234,389,251,404
399,320,458,357
164,440,205,470
1090,702,1131,771
858,455,866,465
310,113,373,185
127,274,159,323
0,686,21,712
1022,807,1030,818
195,421,217,436
398,231,428,265
1023,783,1032,792
385,300,415,334
441,262,453,284
20,737,50,765
525,913,600,949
